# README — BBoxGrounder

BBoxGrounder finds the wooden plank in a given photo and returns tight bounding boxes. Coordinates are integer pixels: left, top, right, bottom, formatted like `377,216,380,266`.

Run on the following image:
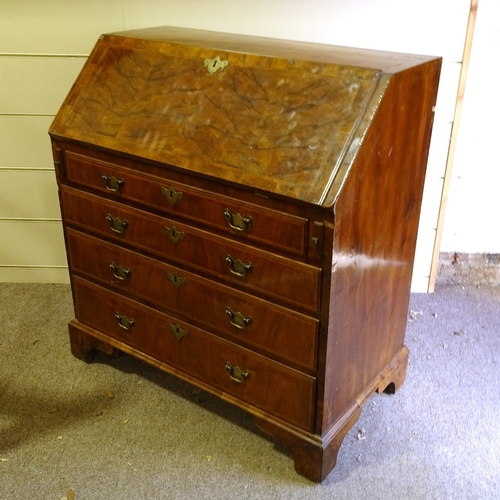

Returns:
0,115,54,168
428,0,479,292
0,56,86,114
0,170,60,219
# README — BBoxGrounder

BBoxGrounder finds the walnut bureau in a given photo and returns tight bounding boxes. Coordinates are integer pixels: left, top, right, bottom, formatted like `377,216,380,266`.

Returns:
49,26,441,482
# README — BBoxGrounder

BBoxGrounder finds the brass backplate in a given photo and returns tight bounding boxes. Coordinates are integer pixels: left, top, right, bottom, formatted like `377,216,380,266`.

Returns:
167,271,187,289
169,323,188,341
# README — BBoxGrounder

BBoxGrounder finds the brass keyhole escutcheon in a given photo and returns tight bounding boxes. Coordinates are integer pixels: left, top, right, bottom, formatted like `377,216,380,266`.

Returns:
102,173,124,192
204,55,228,74
114,312,134,330
163,225,185,245
224,209,252,232
167,271,187,289
169,323,188,341
110,262,131,281
160,186,183,207
106,214,128,234
225,362,250,383
225,255,252,277
225,307,252,330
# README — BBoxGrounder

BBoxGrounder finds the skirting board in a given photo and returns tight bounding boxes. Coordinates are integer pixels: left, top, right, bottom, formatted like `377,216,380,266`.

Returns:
0,266,69,283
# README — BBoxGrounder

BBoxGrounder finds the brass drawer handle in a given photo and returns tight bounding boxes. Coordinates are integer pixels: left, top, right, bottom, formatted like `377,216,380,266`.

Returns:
225,307,252,330
110,262,131,281
163,225,185,245
102,173,124,192
225,254,252,277
160,186,183,206
223,209,252,232
166,271,187,289
225,362,250,383
114,312,134,330
106,214,128,234
169,323,188,341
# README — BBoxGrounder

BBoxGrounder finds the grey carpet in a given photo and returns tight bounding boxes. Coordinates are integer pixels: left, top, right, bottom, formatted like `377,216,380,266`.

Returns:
0,283,499,499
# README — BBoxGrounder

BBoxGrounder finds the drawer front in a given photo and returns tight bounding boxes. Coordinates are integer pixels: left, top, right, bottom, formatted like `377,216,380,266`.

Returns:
63,151,308,256
61,187,321,312
66,229,318,372
72,277,315,431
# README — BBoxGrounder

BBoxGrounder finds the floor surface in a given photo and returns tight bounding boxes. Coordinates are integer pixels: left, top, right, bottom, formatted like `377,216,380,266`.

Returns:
0,283,499,499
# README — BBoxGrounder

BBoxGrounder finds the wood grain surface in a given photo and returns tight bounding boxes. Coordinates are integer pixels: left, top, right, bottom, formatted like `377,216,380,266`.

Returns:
52,26,441,482
50,32,384,204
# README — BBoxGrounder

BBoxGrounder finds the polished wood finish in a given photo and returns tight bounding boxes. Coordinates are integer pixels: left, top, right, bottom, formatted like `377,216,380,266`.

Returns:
73,277,315,430
60,186,321,311
64,150,309,256
50,26,441,482
65,229,318,372
50,32,381,205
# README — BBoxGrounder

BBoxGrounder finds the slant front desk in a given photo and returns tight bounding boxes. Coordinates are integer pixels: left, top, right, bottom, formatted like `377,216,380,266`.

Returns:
49,26,441,482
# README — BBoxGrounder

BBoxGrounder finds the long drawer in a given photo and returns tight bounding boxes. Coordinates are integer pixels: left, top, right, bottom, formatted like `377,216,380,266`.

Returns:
66,229,318,372
72,277,315,431
61,186,321,313
63,150,308,256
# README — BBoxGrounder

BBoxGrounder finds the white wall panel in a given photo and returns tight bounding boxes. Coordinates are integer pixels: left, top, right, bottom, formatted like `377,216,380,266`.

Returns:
0,116,54,168
414,228,438,271
413,177,446,292
0,220,66,267
410,274,433,295
425,123,453,179
122,0,470,61
0,170,60,219
418,177,446,231
411,120,453,292
119,1,470,293
433,63,462,123
442,166,500,253
441,0,500,253
0,57,86,114
0,0,476,286
0,0,123,55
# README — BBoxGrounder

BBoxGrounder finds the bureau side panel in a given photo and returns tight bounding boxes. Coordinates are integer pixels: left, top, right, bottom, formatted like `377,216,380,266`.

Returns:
320,59,441,430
